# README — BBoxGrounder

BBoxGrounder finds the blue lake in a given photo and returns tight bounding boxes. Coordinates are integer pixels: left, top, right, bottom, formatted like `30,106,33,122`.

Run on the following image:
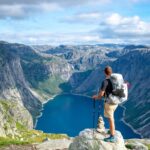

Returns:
35,94,141,139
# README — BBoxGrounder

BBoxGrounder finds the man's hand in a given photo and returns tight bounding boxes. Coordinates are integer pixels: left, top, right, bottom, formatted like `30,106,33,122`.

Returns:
92,95,99,100
92,91,105,100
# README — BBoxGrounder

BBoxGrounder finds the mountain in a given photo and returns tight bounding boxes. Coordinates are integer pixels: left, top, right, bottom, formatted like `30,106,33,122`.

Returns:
0,42,38,137
0,41,73,137
34,44,119,71
0,41,149,138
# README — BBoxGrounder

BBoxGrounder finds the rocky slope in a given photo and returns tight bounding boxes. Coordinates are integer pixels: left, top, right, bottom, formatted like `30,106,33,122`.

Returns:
0,41,73,137
35,44,117,71
0,100,32,138
0,42,42,136
112,49,150,138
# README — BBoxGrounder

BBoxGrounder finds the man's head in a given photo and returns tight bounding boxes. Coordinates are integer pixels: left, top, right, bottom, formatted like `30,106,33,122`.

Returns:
104,66,112,76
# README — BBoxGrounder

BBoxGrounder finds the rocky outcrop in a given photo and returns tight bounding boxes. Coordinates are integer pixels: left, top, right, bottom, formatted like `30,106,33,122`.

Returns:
0,145,37,150
69,129,127,150
36,139,73,150
0,100,32,138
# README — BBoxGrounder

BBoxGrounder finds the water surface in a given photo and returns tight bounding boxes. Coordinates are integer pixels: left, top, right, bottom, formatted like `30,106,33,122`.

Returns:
36,94,141,138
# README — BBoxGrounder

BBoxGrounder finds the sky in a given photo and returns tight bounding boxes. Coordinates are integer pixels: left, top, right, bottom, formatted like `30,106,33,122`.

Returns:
0,0,150,45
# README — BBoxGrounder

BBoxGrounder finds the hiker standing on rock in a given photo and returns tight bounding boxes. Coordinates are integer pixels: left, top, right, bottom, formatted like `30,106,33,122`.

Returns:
92,66,118,142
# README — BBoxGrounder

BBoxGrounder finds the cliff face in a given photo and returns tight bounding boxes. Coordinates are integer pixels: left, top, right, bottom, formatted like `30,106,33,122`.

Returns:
0,42,73,137
112,49,150,138
0,42,43,136
38,45,117,71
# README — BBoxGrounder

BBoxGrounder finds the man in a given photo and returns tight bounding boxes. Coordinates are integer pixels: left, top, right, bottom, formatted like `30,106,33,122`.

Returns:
92,66,118,143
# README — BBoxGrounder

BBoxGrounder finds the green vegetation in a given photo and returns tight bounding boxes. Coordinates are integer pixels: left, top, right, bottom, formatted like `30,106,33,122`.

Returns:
0,129,68,148
0,100,69,148
18,129,68,143
16,122,27,131
31,74,64,100
21,55,66,99
125,144,135,149
0,100,10,111
0,137,29,148
125,143,150,150
0,100,15,126
146,144,150,150
0,100,25,137
125,142,150,150
38,75,64,94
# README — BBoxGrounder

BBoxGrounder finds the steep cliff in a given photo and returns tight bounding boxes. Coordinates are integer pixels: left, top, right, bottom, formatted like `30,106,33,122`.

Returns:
0,42,43,135
112,49,150,138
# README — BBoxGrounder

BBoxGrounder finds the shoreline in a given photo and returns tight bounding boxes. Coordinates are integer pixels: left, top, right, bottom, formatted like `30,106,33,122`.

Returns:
120,104,142,138
34,92,91,128
63,92,92,99
42,94,58,105
34,94,58,128
34,92,141,138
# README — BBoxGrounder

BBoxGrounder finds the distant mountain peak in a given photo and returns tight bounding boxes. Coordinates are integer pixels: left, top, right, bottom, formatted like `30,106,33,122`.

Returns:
123,44,148,50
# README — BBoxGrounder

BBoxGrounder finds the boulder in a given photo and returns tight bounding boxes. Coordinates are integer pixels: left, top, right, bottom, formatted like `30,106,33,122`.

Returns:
69,129,127,150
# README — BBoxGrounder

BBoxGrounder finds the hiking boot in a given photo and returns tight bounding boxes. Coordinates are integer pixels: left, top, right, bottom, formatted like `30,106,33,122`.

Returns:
104,135,117,143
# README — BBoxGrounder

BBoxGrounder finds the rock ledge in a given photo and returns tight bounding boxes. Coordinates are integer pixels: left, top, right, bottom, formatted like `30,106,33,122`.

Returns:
69,128,127,150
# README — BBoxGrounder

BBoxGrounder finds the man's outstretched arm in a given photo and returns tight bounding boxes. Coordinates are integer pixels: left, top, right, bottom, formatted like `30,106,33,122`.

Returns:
92,90,105,100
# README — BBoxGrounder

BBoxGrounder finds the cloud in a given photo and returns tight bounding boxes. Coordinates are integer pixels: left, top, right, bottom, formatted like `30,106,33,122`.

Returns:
0,3,61,19
0,5,25,19
0,0,110,6
0,0,110,19
0,0,150,45
62,12,150,44
1,13,150,45
63,12,101,24
0,0,149,20
0,31,103,45
97,13,150,43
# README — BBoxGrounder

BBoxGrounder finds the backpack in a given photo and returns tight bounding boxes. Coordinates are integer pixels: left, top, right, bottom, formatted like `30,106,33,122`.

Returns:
106,73,128,105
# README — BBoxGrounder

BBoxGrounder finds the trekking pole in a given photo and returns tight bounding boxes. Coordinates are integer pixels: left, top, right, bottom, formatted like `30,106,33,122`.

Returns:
98,100,101,119
95,87,100,120
93,98,96,138
92,88,100,138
